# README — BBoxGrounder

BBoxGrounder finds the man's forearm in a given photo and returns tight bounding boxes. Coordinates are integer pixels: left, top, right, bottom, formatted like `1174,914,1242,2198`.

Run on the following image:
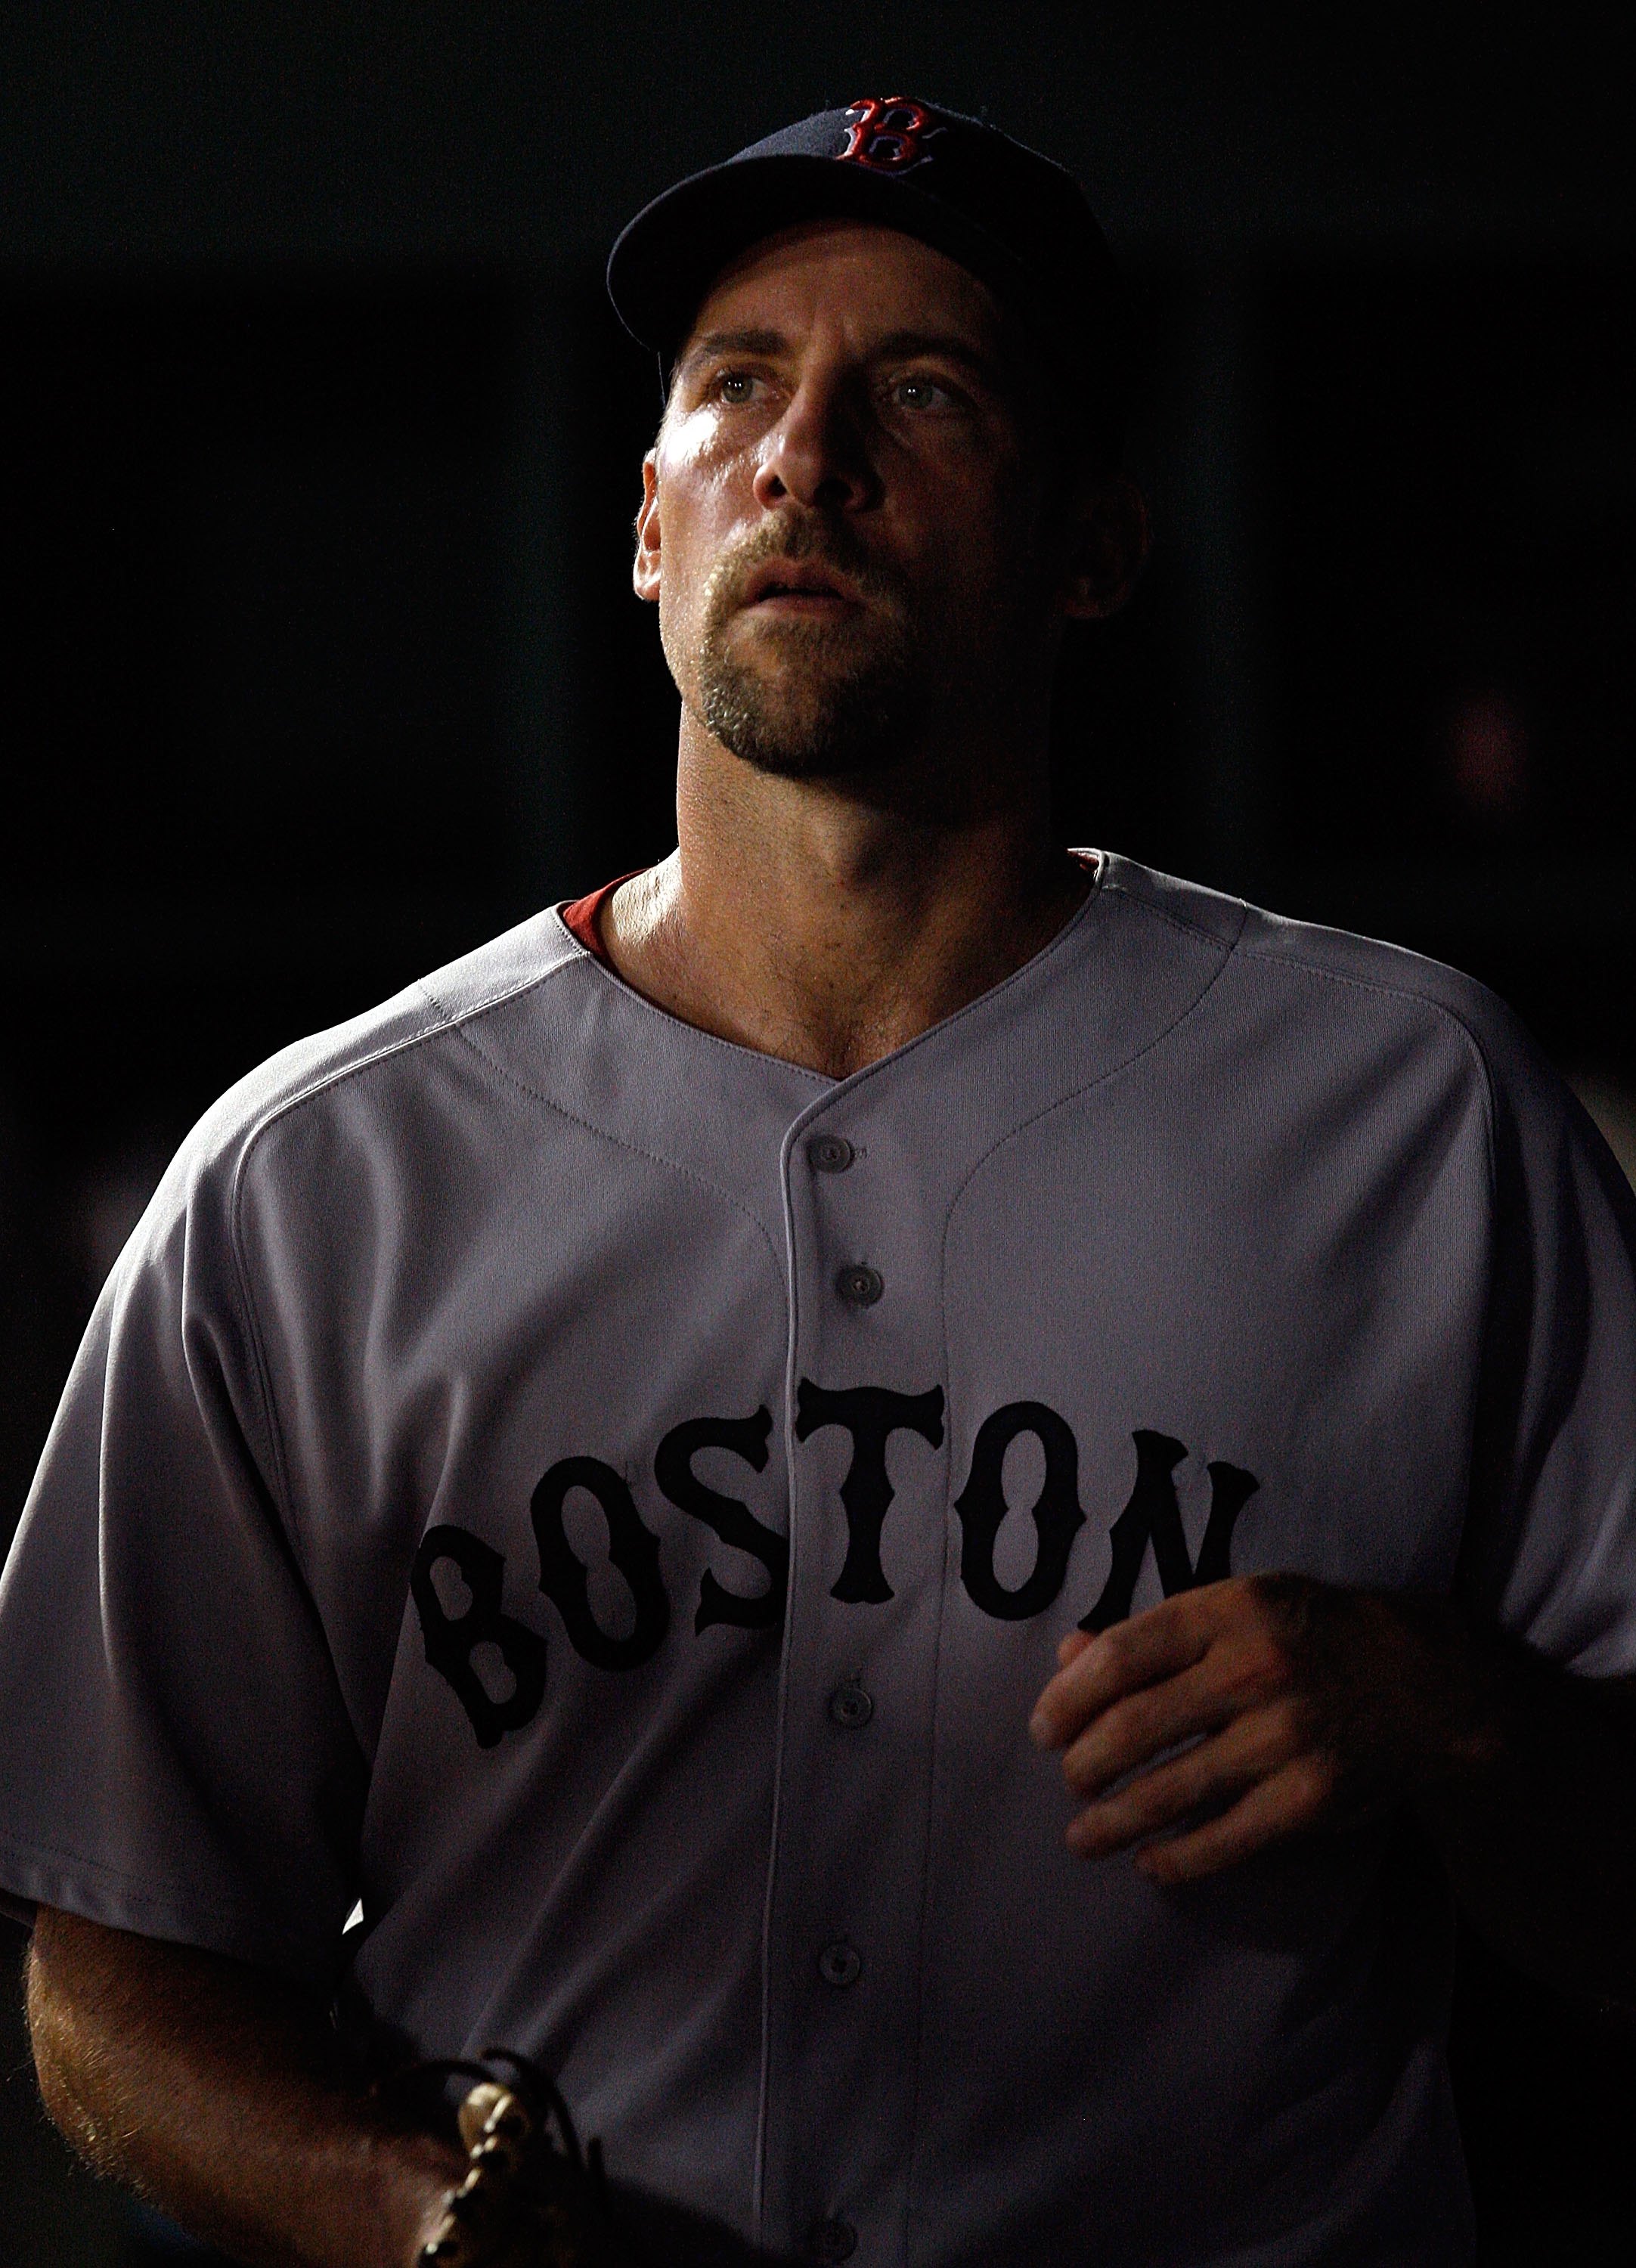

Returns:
1414,1641,1636,2008
26,1906,463,2268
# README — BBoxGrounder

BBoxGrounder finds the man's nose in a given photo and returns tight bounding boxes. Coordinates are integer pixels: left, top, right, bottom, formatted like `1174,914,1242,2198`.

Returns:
751,377,877,513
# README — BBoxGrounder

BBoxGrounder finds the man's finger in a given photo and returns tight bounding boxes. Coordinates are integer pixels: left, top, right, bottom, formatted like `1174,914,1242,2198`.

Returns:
1058,1659,1235,1798
1063,1699,1310,1854
1066,1737,1247,1857
1030,1587,1233,1749
1134,1757,1337,1883
1041,1606,1295,1775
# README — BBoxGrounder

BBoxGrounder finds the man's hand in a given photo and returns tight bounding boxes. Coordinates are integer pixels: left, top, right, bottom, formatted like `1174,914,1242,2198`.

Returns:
1030,1572,1636,2008
1028,1576,1507,1885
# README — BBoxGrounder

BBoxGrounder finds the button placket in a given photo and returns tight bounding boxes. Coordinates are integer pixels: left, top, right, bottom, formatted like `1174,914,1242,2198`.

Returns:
773,1101,943,2257
810,1138,881,1310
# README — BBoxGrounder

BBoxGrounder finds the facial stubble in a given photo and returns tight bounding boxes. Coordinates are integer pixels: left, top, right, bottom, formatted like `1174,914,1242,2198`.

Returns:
689,519,925,781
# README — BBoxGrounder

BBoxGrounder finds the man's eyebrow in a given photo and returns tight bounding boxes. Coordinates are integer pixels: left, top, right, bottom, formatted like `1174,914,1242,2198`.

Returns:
676,326,1005,380
678,327,788,370
869,329,1004,378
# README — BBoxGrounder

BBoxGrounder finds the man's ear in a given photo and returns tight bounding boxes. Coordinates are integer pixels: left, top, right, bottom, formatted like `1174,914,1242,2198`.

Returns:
1061,474,1151,621
633,451,662,605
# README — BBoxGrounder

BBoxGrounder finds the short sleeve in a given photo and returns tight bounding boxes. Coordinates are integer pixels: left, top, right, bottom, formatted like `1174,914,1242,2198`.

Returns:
1458,1015,1636,1675
0,1136,367,1981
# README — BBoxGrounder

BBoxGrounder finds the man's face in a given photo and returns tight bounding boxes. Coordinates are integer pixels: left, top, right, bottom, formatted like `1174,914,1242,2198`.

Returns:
634,221,1064,783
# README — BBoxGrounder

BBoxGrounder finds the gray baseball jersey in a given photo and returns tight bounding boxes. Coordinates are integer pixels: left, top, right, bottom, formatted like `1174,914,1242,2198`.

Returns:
3,852,1634,2268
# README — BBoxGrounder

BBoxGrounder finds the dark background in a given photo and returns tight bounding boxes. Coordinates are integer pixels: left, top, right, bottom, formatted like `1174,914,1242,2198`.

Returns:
1,6,1634,2262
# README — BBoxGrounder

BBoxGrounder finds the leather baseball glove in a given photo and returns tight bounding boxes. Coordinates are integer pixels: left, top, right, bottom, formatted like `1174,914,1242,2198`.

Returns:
413,2053,638,2268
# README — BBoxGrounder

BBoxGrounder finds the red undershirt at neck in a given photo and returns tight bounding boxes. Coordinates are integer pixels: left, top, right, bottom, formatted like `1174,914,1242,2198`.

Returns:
558,877,626,966
558,852,1098,971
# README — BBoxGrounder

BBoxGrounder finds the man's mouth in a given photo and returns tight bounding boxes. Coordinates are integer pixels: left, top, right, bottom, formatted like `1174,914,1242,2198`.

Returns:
739,559,862,615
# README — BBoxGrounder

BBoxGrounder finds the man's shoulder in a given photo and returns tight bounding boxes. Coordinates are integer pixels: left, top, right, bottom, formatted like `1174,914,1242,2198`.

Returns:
1095,851,1530,1080
163,906,589,1209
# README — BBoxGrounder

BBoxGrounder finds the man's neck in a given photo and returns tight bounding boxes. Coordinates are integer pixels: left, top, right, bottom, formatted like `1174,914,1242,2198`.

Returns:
600,727,1090,1080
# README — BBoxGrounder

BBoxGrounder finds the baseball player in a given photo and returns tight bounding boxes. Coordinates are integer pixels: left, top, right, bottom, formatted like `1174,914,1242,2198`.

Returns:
4,98,1636,2268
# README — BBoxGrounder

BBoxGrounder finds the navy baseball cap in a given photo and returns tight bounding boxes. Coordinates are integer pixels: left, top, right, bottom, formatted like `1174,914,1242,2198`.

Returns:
607,98,1126,423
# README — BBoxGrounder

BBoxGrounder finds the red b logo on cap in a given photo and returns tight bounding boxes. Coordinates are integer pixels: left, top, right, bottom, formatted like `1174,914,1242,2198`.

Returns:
839,98,934,171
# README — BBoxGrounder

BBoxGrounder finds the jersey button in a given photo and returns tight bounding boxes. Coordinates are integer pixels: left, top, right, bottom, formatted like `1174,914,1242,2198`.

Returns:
817,1938,863,1988
836,1264,883,1308
808,1132,855,1173
829,1681,874,1730
810,2218,858,2263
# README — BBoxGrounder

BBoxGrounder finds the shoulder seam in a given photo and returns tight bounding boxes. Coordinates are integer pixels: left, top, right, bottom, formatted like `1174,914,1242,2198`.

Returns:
1237,941,1500,1196
940,912,1241,1279
424,977,793,1293
1101,876,1251,953
226,949,579,1557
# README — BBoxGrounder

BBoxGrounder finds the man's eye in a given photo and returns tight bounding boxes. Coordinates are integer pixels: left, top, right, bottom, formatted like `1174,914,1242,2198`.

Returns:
716,371,757,403
891,375,951,411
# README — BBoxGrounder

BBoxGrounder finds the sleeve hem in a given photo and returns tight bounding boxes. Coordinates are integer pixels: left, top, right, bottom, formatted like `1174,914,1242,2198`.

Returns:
0,1842,342,1987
